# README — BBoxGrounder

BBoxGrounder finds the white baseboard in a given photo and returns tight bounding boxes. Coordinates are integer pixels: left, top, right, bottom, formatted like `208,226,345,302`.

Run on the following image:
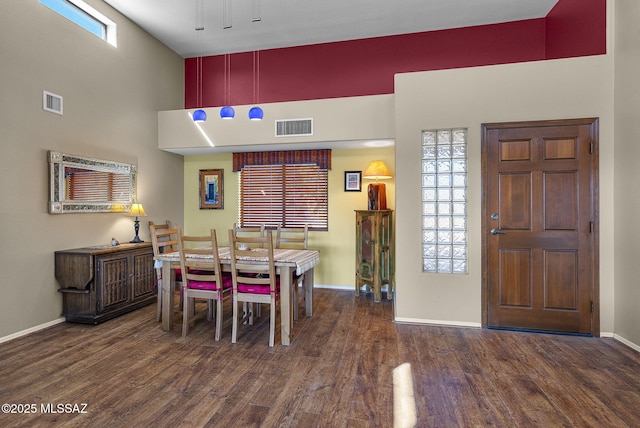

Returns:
314,284,396,293
612,333,640,352
595,332,640,352
394,317,482,328
0,318,66,344
313,284,353,291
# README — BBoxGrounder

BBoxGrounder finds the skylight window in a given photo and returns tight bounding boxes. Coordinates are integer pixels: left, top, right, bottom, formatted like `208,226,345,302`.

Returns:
40,0,117,47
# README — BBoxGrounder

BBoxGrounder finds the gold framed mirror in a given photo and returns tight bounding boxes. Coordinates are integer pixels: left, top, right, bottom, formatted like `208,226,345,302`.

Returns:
48,151,137,214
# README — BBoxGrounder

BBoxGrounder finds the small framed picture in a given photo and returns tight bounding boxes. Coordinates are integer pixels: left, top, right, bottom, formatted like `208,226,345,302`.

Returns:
344,171,362,192
199,169,224,209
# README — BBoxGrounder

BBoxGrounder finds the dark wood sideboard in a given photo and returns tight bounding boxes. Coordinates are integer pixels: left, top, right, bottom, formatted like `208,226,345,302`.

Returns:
55,242,155,324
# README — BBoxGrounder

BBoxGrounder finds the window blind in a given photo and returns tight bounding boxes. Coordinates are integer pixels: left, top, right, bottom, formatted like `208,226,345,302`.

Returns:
239,164,328,231
65,169,130,202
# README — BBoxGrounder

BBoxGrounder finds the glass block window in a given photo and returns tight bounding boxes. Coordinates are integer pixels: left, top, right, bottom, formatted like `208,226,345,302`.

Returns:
422,129,468,274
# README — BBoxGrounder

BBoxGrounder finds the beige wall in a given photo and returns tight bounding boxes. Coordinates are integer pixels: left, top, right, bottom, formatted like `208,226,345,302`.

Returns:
0,0,184,338
613,0,640,347
182,148,395,288
394,54,616,332
159,94,395,153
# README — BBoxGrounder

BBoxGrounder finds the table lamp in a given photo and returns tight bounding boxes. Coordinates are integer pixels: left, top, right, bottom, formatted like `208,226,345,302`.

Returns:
363,160,392,210
128,203,147,243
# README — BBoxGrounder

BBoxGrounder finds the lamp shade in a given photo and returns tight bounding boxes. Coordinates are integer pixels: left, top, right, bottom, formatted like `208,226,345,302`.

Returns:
128,203,147,217
193,109,207,122
363,160,392,180
220,106,235,119
248,106,264,120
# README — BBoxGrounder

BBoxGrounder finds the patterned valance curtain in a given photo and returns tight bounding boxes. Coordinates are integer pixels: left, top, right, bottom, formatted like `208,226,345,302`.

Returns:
232,149,331,172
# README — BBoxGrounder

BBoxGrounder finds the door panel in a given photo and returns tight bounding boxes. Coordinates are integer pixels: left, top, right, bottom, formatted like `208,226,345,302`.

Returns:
544,250,577,310
482,119,598,335
545,172,577,229
499,249,531,307
499,173,531,229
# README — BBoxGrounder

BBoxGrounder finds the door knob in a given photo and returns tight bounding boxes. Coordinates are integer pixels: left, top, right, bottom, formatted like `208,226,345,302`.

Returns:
490,228,506,235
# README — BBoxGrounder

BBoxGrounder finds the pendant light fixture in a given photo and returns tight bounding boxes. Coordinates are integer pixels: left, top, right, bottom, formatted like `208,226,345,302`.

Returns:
219,0,262,121
220,0,234,119
248,106,263,120
220,105,235,119
248,1,263,120
220,53,235,119
248,50,264,120
193,109,206,122
220,0,236,119
193,0,206,122
193,48,206,122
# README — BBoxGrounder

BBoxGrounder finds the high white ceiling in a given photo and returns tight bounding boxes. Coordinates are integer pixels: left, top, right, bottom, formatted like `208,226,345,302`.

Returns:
103,0,559,58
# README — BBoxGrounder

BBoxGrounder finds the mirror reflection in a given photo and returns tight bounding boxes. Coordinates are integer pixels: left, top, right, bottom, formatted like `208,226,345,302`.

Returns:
49,151,137,214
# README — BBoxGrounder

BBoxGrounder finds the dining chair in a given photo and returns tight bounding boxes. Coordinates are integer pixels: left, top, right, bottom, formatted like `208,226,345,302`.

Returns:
178,228,232,341
233,222,269,316
276,224,309,320
228,229,280,347
233,223,266,247
275,225,308,250
149,220,182,322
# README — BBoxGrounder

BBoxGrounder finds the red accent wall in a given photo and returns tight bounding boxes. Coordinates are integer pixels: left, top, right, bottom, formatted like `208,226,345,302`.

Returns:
185,0,606,109
545,0,607,59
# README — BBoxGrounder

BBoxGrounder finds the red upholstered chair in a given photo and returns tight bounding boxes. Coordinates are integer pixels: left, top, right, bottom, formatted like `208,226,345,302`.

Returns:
178,229,232,341
276,224,309,320
228,229,280,347
149,221,183,322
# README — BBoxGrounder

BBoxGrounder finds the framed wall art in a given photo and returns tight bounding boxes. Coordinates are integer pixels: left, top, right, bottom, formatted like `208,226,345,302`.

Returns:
344,171,362,192
199,169,224,209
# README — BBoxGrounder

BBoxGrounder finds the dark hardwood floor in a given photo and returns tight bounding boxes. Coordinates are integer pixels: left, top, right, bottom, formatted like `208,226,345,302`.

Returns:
1,288,639,427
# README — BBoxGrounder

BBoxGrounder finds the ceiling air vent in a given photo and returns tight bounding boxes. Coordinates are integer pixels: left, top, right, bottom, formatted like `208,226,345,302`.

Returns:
275,118,313,137
43,91,63,115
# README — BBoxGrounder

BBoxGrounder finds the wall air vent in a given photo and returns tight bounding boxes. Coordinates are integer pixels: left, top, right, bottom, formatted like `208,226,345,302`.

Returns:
275,118,313,137
43,91,63,115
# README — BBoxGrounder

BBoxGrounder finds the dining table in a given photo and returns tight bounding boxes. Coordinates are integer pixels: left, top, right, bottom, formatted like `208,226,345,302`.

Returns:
154,246,320,345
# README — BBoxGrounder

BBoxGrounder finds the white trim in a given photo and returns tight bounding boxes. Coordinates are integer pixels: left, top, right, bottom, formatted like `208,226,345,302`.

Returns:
601,331,640,352
313,284,352,291
0,318,66,344
312,284,397,294
67,0,117,47
394,317,482,328
613,334,640,352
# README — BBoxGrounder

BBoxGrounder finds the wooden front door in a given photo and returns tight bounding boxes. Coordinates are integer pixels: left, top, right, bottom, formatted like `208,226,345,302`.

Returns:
481,118,599,335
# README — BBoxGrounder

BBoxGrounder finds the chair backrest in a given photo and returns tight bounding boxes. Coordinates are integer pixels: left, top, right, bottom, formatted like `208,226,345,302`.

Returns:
149,219,172,229
233,223,266,247
178,229,225,288
276,225,308,249
149,221,179,256
228,229,277,292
